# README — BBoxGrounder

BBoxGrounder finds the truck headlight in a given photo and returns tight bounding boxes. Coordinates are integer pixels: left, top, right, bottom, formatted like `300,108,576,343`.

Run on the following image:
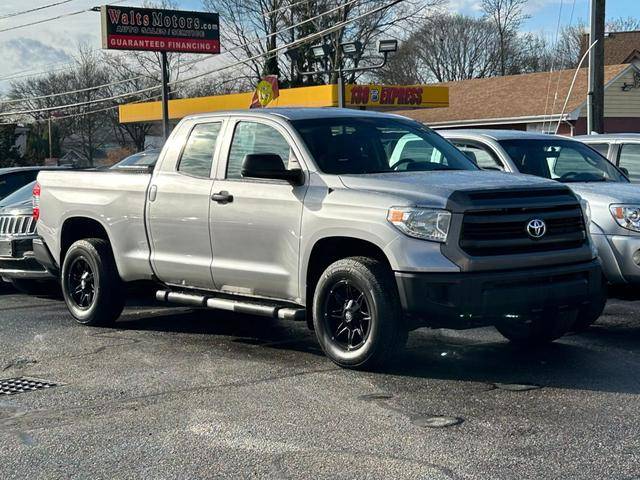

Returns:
387,207,451,242
610,205,640,232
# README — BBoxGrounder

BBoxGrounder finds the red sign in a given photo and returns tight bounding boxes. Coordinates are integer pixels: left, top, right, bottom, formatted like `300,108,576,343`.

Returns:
101,5,220,54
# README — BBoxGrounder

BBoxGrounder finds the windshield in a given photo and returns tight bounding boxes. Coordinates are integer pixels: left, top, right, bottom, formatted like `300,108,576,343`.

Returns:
0,180,35,209
500,139,627,183
292,117,477,175
113,150,160,169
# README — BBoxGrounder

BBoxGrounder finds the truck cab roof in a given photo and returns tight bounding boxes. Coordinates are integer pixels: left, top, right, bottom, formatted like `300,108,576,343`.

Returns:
183,107,410,123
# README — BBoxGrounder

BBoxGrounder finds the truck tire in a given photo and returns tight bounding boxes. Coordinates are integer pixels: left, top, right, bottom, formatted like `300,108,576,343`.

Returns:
495,309,577,346
61,238,125,327
312,256,407,370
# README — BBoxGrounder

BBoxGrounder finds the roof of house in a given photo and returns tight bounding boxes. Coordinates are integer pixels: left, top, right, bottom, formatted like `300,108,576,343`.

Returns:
393,64,631,126
581,30,640,65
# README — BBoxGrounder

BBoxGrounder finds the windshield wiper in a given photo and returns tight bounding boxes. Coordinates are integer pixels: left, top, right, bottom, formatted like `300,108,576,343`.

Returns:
561,177,609,183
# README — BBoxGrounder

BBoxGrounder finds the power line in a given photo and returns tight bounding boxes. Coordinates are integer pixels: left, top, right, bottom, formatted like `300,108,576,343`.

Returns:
0,62,75,82
0,0,359,107
0,0,127,34
0,0,403,118
0,0,78,20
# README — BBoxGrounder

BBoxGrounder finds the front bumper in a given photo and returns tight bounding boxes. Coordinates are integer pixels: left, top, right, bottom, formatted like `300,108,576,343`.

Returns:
395,259,602,329
0,236,52,281
592,233,640,284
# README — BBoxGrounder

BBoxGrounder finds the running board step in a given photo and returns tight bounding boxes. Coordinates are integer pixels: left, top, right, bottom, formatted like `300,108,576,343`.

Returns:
155,290,306,321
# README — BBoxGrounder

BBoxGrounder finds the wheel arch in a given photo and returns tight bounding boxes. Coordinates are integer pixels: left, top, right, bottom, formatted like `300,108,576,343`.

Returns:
303,235,394,327
60,217,113,267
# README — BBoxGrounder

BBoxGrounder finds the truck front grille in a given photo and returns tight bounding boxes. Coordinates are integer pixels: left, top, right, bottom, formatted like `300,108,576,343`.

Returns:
460,202,587,257
0,215,36,237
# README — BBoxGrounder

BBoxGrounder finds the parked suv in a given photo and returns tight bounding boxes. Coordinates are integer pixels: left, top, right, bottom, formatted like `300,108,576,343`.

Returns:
34,110,603,369
575,134,640,182
0,181,53,293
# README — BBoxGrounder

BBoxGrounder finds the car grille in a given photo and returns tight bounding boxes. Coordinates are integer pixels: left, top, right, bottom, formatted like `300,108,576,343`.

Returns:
0,215,37,237
459,189,587,257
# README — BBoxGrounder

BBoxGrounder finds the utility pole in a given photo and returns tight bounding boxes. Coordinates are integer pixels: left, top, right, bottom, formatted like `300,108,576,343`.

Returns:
587,0,605,134
48,116,53,163
160,52,171,140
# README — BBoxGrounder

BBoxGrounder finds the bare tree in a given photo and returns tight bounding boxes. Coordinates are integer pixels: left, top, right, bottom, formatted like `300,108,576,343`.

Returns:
201,0,440,87
606,16,640,32
415,14,501,82
373,37,427,85
481,0,529,76
64,45,112,166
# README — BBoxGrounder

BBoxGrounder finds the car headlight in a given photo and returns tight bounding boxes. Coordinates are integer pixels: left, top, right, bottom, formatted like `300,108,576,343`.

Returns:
387,207,451,242
610,205,640,232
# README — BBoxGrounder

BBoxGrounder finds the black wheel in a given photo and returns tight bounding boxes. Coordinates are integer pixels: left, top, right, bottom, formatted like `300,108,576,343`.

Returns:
496,309,577,346
61,238,125,326
312,256,407,369
10,279,59,297
572,282,607,333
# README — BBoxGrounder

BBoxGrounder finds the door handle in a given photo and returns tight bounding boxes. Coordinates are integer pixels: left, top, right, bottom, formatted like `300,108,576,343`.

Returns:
211,191,233,204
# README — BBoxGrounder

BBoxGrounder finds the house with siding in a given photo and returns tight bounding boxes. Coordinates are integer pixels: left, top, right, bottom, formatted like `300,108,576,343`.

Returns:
394,62,640,136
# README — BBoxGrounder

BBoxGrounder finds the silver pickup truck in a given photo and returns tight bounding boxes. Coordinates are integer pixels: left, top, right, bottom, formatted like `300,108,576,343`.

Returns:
34,109,603,369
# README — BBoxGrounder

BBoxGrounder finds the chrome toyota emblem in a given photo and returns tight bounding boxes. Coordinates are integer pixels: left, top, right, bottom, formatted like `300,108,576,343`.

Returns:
526,219,546,239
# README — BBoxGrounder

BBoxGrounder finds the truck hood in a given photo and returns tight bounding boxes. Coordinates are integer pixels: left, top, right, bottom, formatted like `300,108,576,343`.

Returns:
0,198,33,216
338,170,556,207
568,181,640,204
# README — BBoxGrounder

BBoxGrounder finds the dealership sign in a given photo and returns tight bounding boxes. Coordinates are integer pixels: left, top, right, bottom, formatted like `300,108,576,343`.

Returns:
101,5,220,54
346,84,449,108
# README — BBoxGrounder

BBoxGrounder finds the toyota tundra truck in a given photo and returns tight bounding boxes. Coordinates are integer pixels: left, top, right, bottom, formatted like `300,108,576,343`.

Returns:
33,109,603,369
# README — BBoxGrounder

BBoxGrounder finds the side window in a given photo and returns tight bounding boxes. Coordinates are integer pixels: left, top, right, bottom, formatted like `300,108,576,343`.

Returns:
619,144,640,182
177,122,222,178
454,142,503,170
589,143,610,158
227,122,294,180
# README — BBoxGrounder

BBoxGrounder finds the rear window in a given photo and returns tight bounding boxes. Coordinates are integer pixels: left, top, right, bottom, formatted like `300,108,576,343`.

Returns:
0,171,39,200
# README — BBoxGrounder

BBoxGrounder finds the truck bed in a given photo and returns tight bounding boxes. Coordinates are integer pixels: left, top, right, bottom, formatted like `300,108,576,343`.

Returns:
36,170,154,282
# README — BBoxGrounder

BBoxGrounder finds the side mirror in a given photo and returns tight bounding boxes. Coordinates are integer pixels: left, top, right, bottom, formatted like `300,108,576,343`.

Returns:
620,167,630,177
241,153,304,185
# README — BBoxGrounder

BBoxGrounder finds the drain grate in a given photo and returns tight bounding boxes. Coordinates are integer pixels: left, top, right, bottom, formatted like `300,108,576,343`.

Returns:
0,377,58,396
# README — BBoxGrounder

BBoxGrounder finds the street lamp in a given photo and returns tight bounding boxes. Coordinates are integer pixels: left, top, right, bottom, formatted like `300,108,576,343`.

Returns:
340,41,362,57
378,39,398,54
289,38,398,109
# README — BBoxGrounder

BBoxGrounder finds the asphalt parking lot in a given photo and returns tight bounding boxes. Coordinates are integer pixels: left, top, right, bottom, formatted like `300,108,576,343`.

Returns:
1,289,640,480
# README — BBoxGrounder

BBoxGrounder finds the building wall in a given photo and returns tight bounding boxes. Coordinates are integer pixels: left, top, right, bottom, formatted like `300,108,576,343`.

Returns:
575,66,640,120
572,117,640,135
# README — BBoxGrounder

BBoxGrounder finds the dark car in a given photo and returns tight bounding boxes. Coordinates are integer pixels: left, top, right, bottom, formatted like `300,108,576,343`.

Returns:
0,181,54,294
111,149,161,170
0,166,71,202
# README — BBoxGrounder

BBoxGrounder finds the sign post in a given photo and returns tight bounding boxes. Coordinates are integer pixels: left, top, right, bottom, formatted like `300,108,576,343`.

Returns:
160,52,170,139
100,5,220,139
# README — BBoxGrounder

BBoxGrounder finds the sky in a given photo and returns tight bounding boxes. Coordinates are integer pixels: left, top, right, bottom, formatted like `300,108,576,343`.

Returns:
0,0,637,92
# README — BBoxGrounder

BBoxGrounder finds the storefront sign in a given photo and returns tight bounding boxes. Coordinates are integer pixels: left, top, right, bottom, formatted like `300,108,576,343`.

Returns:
346,84,449,108
101,5,220,54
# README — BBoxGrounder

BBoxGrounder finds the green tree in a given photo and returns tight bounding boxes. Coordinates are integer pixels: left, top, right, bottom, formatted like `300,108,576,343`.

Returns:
0,124,21,168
